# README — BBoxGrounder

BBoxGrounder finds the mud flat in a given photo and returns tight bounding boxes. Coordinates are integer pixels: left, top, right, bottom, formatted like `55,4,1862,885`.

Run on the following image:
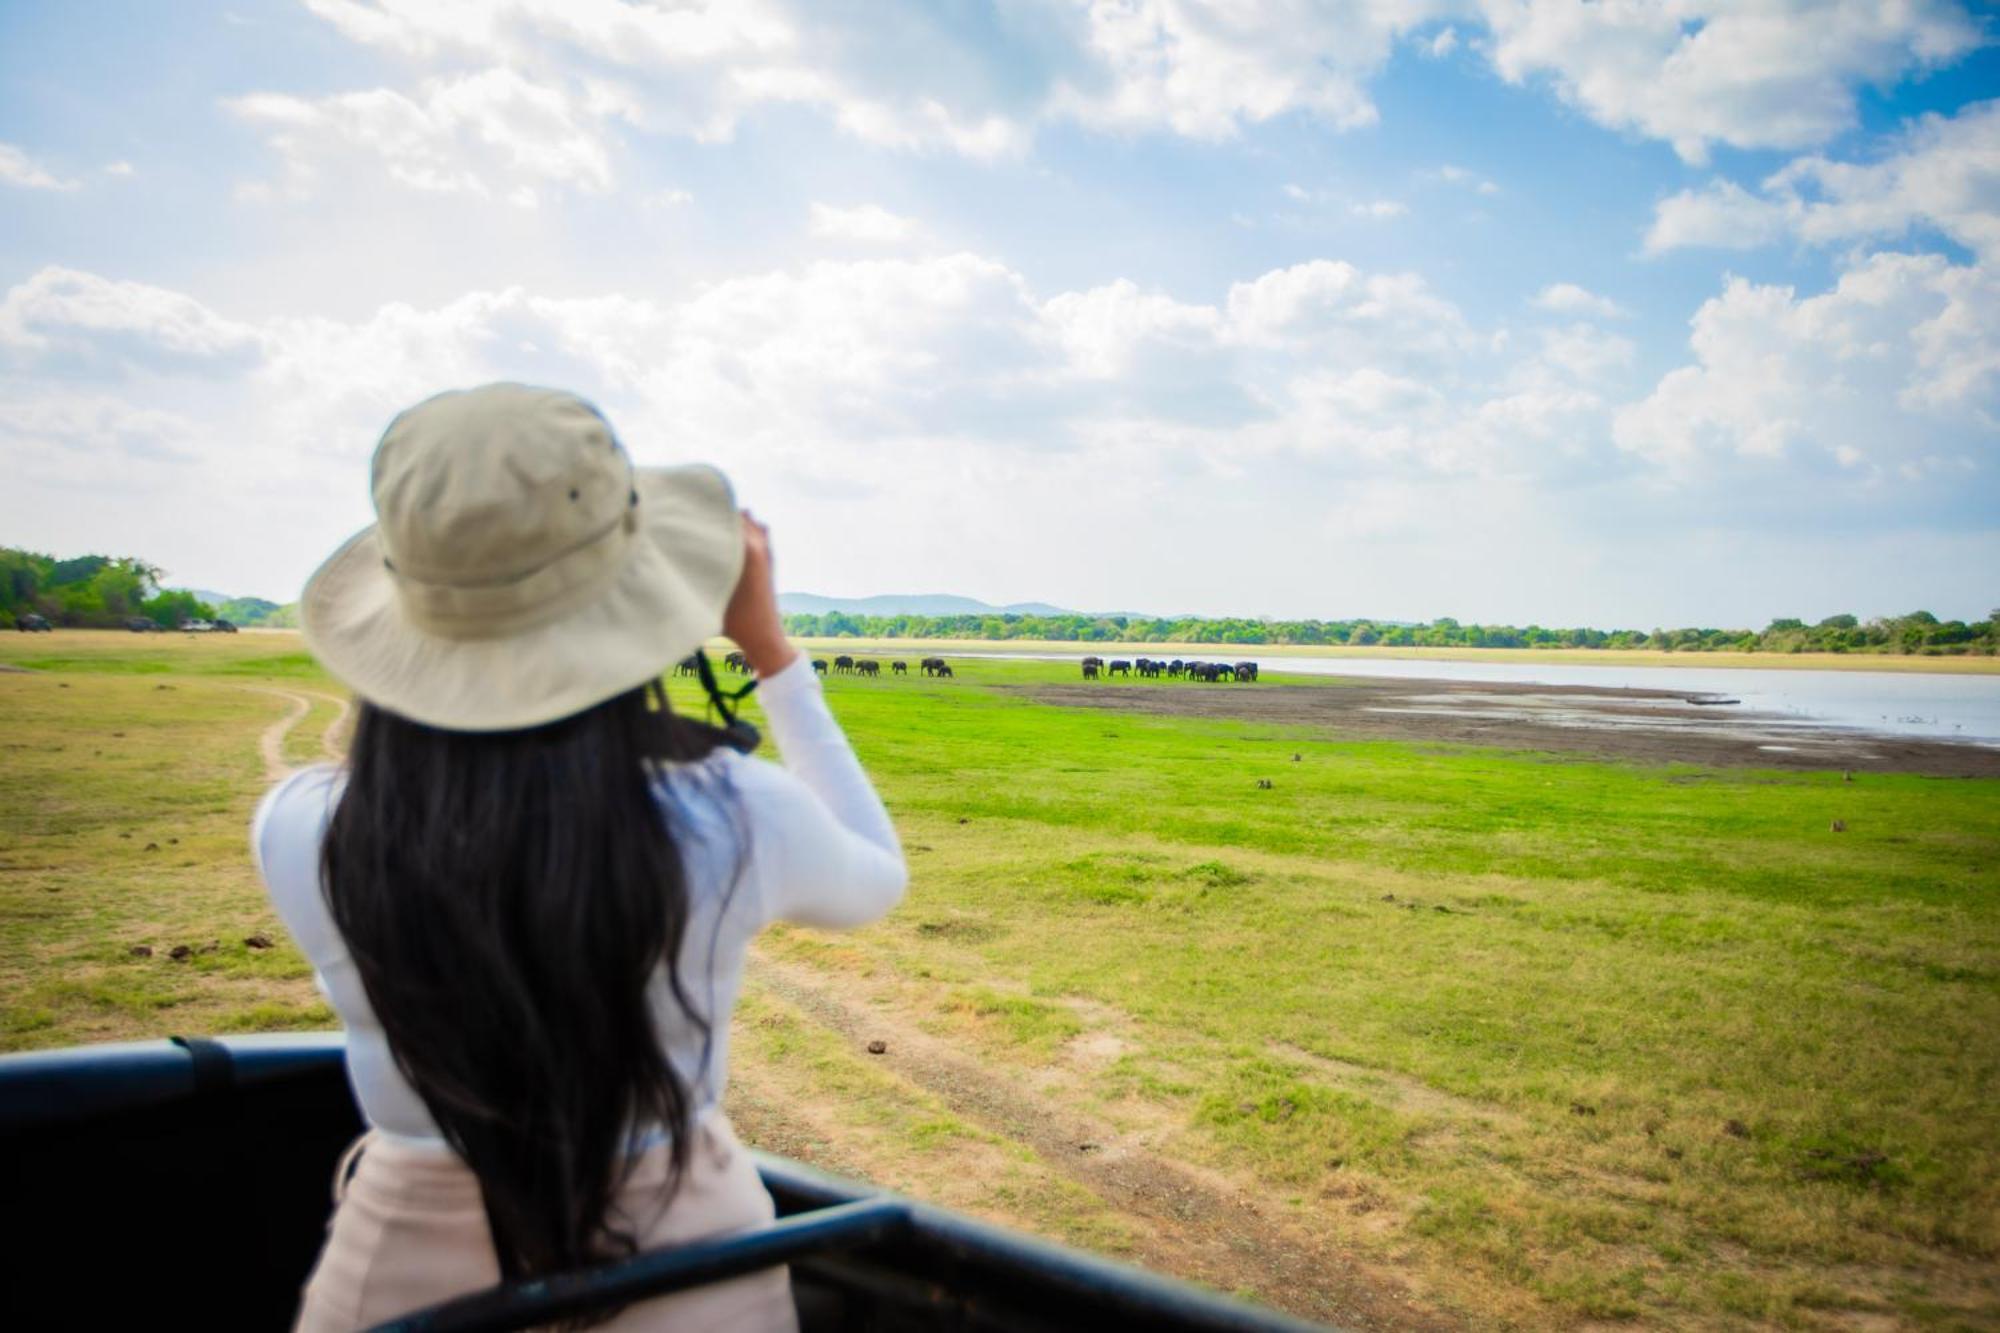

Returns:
1019,676,2000,777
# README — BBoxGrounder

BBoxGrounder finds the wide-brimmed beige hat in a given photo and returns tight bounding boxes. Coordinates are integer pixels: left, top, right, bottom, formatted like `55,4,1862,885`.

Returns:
301,383,744,732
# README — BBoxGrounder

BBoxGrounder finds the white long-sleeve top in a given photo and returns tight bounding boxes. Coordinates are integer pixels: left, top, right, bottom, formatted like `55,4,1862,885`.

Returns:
252,654,906,1154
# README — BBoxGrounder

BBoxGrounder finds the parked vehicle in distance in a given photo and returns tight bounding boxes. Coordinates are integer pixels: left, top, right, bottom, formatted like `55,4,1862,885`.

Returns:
14,613,51,632
124,617,159,632
212,618,238,633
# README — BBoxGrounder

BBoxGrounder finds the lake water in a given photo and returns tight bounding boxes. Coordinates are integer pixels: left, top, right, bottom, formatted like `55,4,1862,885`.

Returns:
946,649,2000,746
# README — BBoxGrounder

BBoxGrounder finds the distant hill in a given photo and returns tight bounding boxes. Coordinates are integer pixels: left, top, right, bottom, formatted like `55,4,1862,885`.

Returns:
780,592,1084,618
169,588,290,626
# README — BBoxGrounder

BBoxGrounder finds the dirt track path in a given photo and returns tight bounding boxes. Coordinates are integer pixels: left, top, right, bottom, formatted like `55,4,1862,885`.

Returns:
241,687,350,781
736,949,1464,1331
301,689,352,761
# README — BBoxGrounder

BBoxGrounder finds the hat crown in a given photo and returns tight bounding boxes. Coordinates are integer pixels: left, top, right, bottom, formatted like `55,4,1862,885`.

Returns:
371,384,632,586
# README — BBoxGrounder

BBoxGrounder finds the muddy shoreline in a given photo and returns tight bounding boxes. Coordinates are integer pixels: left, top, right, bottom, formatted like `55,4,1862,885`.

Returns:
1014,676,2000,778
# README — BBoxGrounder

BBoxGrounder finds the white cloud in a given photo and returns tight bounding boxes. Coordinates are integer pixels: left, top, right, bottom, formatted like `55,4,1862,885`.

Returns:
1767,98,2000,262
1615,252,1998,482
0,142,79,191
1040,278,1221,379
1644,180,1791,253
228,67,613,200
229,0,1989,201
1647,99,2000,262
0,396,207,491
284,0,1034,159
1532,283,1624,318
103,161,136,178
7,242,1990,616
0,252,1521,550
1535,322,1634,381
1478,0,1985,164
1061,0,1419,139
808,203,920,243
0,267,263,370
1433,163,1500,195
1222,260,1474,369
1350,199,1408,219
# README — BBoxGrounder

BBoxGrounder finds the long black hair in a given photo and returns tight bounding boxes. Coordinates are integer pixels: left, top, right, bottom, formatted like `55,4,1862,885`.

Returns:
321,676,731,1309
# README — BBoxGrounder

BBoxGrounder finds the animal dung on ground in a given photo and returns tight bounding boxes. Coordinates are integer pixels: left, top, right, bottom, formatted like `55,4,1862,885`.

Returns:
143,842,159,852
1292,753,1301,762
169,945,192,962
1830,819,1847,833
866,1039,888,1055
1256,778,1273,789
1570,1102,1597,1116
1723,1118,1751,1139
128,945,153,958
244,934,274,950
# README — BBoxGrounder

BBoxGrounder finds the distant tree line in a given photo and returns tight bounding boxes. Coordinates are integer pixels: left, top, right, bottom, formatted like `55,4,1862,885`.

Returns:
0,546,289,629
7,544,1989,654
782,609,2000,656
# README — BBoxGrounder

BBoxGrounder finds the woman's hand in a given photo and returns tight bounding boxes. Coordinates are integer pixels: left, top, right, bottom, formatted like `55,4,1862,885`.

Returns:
722,510,799,677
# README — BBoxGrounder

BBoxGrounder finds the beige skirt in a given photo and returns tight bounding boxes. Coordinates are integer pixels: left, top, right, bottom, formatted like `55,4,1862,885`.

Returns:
294,1112,798,1332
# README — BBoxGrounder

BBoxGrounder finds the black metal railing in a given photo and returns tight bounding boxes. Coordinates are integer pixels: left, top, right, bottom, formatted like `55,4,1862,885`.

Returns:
1,1034,1334,1333
376,1198,912,1331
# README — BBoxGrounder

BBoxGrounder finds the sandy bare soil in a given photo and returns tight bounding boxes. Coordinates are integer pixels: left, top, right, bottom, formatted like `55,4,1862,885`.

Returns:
1013,677,2000,778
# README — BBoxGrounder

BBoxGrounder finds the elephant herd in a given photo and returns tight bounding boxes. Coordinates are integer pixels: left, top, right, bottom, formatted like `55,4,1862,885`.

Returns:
677,650,956,680
1079,655,1258,683
810,654,953,679
678,650,1259,687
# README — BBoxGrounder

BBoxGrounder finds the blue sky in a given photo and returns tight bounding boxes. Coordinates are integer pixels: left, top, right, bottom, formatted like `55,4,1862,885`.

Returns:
2,1,1995,626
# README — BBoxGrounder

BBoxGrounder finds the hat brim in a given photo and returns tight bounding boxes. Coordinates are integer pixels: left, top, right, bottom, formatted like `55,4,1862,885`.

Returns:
301,464,744,732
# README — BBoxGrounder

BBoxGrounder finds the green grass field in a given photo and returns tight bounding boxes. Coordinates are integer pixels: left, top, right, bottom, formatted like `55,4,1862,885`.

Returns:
2,630,1996,1329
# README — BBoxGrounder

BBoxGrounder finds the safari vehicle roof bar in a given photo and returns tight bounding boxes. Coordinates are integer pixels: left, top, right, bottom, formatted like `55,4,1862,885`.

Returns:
375,1195,911,1332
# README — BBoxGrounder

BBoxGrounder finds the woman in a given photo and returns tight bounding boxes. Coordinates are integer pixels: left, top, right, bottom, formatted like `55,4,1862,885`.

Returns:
253,383,906,1330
